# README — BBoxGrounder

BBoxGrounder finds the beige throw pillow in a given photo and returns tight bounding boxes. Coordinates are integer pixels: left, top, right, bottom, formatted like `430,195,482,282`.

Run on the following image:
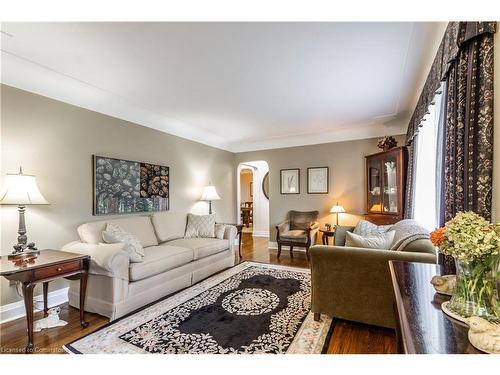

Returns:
215,223,226,239
102,223,145,263
184,213,216,238
345,230,396,250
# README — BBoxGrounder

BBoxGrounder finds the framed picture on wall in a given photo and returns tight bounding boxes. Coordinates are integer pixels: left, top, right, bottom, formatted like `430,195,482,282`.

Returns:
93,155,169,215
307,167,329,194
280,168,300,194
250,182,253,197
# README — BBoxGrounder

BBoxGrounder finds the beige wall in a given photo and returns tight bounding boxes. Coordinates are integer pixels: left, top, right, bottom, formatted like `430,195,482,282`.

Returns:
235,135,406,242
0,85,236,306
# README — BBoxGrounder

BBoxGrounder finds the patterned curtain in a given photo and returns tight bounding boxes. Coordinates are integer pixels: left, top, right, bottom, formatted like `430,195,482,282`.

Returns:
404,22,496,221
443,32,495,222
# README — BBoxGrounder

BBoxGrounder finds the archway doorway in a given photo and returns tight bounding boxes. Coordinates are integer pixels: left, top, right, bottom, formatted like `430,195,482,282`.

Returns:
237,161,270,238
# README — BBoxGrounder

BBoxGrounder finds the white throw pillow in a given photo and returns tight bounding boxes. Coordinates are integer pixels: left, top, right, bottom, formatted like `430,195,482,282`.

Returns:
102,223,144,263
353,220,392,236
215,223,226,239
345,230,396,250
184,213,216,238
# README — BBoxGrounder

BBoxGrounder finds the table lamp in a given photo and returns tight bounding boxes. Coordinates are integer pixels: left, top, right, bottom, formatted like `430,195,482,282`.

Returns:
0,167,49,259
200,184,221,214
330,202,345,227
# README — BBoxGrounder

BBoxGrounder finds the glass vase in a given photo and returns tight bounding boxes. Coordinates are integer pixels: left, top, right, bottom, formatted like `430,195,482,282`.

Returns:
448,254,500,322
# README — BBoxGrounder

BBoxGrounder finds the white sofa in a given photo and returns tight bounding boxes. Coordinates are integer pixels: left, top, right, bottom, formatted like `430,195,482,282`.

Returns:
62,212,237,320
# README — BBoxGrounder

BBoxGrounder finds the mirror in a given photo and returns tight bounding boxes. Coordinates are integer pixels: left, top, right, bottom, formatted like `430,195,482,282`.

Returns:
262,172,270,200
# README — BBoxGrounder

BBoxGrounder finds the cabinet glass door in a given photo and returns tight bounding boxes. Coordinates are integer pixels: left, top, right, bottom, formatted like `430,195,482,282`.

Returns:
368,158,382,213
383,153,398,213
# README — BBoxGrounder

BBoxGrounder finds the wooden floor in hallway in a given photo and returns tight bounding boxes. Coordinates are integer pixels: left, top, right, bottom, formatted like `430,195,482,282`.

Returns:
0,232,396,354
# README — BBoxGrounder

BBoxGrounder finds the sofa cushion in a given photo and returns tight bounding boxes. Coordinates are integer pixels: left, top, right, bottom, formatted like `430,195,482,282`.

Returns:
353,220,392,236
151,211,187,242
345,230,395,250
215,223,226,239
334,226,356,246
280,229,308,243
128,245,193,281
166,238,229,260
78,216,158,247
184,213,216,238
102,223,145,263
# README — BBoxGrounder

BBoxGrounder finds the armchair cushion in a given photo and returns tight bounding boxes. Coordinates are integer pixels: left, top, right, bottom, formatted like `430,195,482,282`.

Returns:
289,210,319,230
279,230,308,243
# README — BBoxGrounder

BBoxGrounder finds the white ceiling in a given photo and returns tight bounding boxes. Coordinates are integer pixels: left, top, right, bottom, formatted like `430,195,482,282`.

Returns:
0,22,446,152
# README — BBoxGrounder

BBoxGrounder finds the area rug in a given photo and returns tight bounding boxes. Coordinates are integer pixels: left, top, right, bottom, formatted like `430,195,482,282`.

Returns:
64,262,332,354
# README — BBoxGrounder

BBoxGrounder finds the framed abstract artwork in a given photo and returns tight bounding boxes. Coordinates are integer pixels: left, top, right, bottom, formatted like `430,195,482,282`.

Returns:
280,168,300,194
307,167,329,194
93,155,169,215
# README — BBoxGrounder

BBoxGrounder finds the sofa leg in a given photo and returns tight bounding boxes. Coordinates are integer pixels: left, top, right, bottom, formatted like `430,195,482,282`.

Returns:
313,313,321,322
277,243,282,259
290,246,294,258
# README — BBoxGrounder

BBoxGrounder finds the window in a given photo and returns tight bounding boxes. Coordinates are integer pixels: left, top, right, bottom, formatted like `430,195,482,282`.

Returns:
413,84,445,231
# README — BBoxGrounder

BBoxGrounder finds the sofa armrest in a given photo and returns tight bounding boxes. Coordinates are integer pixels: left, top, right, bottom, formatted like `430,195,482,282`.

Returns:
223,225,238,251
308,245,436,328
61,241,130,281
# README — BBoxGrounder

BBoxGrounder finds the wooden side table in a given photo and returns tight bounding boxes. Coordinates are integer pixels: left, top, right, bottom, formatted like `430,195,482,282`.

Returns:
0,250,90,353
389,261,482,354
319,227,335,245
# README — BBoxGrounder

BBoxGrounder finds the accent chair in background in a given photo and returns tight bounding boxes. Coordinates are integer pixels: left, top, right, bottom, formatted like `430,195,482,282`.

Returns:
276,210,319,259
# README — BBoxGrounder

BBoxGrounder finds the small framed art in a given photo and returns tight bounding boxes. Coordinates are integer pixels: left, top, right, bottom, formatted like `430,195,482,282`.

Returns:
307,167,329,194
280,168,300,194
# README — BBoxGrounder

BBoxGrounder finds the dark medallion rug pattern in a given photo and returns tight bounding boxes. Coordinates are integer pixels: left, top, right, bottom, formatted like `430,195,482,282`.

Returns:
119,266,309,353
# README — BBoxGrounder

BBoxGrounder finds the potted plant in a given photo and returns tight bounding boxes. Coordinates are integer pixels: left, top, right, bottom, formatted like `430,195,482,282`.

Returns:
430,211,500,322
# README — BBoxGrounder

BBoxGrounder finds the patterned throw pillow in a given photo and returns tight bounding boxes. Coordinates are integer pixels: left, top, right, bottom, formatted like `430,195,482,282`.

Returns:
353,220,392,236
102,223,144,263
215,223,226,239
184,214,216,238
345,230,396,250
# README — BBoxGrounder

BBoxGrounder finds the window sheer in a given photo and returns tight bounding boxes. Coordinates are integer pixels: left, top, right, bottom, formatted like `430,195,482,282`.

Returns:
413,84,445,231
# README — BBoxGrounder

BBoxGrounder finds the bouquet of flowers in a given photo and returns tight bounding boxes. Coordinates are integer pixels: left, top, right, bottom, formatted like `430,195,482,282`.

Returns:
431,211,500,321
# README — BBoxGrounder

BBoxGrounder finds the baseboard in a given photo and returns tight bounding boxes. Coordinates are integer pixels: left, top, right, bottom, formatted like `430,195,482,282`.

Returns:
268,241,306,252
252,231,269,238
0,287,69,324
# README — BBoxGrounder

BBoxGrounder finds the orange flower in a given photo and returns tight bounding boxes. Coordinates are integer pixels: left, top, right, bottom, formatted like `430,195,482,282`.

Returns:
430,227,446,247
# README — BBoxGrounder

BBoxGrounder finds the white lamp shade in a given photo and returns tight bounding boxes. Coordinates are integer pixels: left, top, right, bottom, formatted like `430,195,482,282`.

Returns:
330,204,345,214
200,185,221,201
0,172,49,205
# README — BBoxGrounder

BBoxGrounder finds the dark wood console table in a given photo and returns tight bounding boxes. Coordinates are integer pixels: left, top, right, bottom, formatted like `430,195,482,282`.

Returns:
0,250,90,353
389,261,483,354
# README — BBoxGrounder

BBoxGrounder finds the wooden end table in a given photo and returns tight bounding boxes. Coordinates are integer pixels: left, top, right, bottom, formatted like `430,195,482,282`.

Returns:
0,250,90,353
319,227,336,245
389,261,483,354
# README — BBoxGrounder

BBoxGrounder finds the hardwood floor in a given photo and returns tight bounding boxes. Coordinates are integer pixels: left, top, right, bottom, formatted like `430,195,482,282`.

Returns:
0,232,396,354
